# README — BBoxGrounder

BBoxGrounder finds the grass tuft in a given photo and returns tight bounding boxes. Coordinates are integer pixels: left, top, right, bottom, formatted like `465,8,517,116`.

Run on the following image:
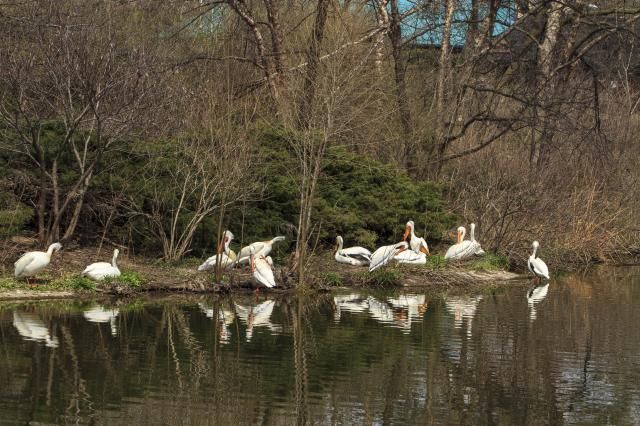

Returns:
360,269,403,287
321,272,343,287
468,253,510,271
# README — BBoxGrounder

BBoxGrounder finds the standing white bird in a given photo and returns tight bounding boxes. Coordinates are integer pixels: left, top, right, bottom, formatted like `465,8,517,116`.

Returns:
334,235,372,266
369,241,408,272
402,220,430,255
82,249,121,281
198,230,237,271
235,236,285,265
469,223,486,255
528,241,550,282
444,227,474,261
250,246,276,288
14,242,63,282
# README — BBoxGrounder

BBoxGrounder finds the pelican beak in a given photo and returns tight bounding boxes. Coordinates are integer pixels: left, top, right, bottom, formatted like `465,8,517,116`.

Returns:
403,226,410,241
250,254,255,272
420,246,430,256
395,246,407,255
217,239,224,254
456,230,462,243
333,242,339,253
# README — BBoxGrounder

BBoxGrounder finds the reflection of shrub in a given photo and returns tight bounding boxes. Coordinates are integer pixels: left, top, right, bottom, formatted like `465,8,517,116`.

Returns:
0,193,32,237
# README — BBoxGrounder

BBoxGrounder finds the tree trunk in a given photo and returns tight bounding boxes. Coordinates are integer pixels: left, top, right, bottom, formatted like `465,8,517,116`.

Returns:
436,0,456,167
297,0,330,129
389,0,413,168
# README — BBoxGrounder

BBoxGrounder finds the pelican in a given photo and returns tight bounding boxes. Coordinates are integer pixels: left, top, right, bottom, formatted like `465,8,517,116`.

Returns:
14,242,62,282
235,236,285,265
469,223,485,255
82,249,121,281
250,246,276,288
403,220,430,255
394,249,427,265
198,230,237,271
527,283,549,321
444,227,474,261
13,311,59,348
369,241,408,272
528,241,550,282
334,235,371,266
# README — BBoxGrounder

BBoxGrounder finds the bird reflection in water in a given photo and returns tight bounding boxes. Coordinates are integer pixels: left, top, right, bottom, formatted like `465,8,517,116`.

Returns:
527,283,549,321
234,300,282,342
12,311,59,348
198,302,236,344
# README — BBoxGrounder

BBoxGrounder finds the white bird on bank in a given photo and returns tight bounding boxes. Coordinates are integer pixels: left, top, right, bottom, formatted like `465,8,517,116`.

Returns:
250,246,276,288
14,242,63,282
235,236,286,265
469,223,485,255
444,226,474,261
403,220,430,255
82,249,121,281
528,241,550,282
369,241,408,272
334,235,372,266
198,230,236,271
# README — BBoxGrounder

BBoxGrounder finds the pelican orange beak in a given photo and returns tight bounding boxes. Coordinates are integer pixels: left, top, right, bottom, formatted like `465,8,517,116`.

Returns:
456,229,462,244
250,254,255,272
420,246,430,256
333,242,339,254
395,246,407,255
403,226,410,241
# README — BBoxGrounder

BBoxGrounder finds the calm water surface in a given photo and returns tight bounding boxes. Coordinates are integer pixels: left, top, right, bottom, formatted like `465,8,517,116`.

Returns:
1,267,640,425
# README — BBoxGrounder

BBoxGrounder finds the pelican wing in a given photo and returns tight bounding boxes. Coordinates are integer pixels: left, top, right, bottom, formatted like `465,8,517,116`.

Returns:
198,253,233,271
254,256,276,287
394,250,427,264
82,262,111,274
444,241,474,261
335,252,368,266
14,253,37,277
341,246,372,258
369,243,406,272
237,242,267,264
528,256,550,279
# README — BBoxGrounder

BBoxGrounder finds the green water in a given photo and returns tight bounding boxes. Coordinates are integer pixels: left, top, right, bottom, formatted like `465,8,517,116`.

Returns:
1,267,640,424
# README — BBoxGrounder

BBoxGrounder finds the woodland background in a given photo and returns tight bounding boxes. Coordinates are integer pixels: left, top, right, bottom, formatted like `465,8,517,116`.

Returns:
1,0,639,278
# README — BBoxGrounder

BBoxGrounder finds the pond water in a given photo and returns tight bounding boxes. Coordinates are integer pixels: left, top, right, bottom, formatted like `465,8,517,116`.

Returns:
1,267,640,424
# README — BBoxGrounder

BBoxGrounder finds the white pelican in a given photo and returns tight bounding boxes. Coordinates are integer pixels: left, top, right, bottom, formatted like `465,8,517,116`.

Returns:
403,220,430,255
250,246,276,288
528,241,550,281
198,230,237,271
235,236,285,265
234,300,282,341
13,311,59,348
394,249,427,265
14,242,62,282
527,283,549,321
469,223,485,255
444,227,474,261
82,249,121,281
369,241,408,272
83,305,120,336
334,235,371,266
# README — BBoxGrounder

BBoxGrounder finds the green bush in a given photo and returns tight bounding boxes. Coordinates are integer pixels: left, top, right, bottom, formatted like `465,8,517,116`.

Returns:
105,271,144,287
425,254,447,270
321,272,343,287
0,193,32,237
469,253,510,271
361,269,403,287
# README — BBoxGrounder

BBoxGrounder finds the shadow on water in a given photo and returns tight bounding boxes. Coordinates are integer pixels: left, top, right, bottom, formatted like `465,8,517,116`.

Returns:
1,266,640,424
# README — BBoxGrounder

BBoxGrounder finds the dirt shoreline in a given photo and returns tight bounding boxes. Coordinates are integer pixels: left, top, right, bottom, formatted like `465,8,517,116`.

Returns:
0,268,526,301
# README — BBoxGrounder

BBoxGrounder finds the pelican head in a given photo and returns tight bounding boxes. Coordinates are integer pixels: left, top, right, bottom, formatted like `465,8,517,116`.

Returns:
335,236,343,253
456,226,466,243
403,220,414,241
224,230,235,242
532,240,540,249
